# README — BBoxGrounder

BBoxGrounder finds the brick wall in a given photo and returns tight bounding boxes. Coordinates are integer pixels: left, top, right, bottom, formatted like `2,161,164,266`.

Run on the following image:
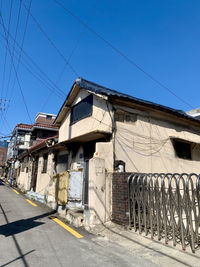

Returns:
112,172,132,225
35,116,55,125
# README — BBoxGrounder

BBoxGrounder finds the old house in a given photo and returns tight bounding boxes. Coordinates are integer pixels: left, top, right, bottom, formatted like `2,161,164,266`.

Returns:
17,136,58,200
15,78,200,229
7,112,58,185
53,78,200,226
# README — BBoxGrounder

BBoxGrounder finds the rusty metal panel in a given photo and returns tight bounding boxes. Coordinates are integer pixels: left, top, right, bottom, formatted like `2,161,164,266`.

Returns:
54,171,69,205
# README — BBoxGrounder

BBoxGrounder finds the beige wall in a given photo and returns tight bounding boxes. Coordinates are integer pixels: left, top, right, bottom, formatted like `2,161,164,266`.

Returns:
17,171,29,192
17,159,32,192
36,152,54,195
85,157,111,225
59,90,112,143
94,141,113,172
115,109,200,173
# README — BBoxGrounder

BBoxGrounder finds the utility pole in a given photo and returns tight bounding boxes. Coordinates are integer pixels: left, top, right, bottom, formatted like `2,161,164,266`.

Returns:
0,99,10,111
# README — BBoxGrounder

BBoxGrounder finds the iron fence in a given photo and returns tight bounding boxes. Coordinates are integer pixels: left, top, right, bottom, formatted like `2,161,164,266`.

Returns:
127,173,200,253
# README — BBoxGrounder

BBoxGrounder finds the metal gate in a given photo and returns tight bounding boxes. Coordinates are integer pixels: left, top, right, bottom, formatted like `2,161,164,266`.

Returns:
128,173,200,253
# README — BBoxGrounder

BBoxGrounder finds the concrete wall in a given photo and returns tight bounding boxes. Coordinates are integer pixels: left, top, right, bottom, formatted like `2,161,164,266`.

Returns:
59,90,112,143
85,157,112,226
35,152,54,195
94,141,114,172
17,171,28,192
115,108,200,173
16,157,32,192
17,162,32,192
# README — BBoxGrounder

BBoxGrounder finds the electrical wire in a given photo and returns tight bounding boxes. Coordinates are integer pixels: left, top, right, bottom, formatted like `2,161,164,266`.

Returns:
1,0,13,100
6,0,22,101
54,0,194,109
0,35,64,100
40,0,99,111
23,2,79,77
7,0,32,101
56,0,99,84
0,12,32,124
0,23,66,98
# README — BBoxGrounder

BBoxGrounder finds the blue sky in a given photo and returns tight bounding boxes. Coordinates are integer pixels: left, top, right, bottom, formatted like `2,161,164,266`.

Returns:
0,0,200,136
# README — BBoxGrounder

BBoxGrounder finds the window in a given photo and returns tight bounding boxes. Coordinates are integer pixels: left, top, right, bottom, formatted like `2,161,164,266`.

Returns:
70,94,93,125
42,154,48,173
46,115,52,120
172,139,192,160
56,154,68,173
115,110,137,123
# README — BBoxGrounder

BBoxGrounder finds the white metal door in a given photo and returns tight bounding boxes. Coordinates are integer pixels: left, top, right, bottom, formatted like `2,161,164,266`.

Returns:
68,171,83,201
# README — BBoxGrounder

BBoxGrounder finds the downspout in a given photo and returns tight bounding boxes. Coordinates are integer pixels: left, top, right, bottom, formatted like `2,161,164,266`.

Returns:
106,99,116,171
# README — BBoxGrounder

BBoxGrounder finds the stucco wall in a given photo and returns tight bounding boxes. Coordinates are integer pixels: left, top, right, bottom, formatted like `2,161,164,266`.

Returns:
59,90,112,143
17,169,31,192
17,158,32,192
95,141,113,172
85,157,111,226
115,111,200,173
36,152,54,195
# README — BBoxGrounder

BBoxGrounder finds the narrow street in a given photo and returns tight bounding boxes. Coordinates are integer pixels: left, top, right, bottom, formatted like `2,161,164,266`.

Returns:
0,179,154,267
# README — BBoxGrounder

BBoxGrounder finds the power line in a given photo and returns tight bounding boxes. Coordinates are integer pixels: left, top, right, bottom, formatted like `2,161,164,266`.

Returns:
54,0,194,109
0,12,33,124
0,135,11,139
1,0,13,100
0,110,12,133
0,34,65,100
0,24,67,99
56,0,99,84
7,0,32,101
41,0,99,111
23,2,79,77
6,0,22,101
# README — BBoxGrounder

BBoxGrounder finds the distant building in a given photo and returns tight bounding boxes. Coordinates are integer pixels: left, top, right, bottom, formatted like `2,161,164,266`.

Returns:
186,108,200,120
7,112,58,162
0,141,8,176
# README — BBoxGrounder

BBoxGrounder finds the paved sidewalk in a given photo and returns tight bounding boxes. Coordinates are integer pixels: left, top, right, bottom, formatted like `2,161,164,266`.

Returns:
88,222,200,267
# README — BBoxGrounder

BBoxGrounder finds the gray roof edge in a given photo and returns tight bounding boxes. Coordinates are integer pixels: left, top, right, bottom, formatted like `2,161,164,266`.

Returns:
76,78,198,123
54,77,198,125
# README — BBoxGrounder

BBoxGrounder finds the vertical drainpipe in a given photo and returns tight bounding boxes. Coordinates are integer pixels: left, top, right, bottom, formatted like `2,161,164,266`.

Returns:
107,99,116,171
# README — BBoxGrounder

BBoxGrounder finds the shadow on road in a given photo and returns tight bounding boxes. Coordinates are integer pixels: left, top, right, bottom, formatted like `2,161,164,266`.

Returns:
0,250,35,267
0,209,56,237
0,203,56,267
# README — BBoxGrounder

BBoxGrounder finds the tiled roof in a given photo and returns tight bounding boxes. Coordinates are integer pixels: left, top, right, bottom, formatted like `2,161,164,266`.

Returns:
33,123,58,129
29,135,58,153
15,123,33,129
13,123,58,134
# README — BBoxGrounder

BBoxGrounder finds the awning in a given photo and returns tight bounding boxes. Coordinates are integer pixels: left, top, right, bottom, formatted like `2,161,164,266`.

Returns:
55,130,112,149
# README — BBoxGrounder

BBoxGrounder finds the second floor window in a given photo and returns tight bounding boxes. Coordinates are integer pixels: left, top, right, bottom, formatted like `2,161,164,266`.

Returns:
70,94,93,125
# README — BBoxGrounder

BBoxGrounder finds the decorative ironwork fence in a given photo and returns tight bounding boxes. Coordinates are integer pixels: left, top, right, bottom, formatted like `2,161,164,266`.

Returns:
127,173,200,253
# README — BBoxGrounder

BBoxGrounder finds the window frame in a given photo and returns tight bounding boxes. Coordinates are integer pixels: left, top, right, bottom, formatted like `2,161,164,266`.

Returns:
42,153,48,173
70,94,93,125
115,109,137,124
172,139,192,160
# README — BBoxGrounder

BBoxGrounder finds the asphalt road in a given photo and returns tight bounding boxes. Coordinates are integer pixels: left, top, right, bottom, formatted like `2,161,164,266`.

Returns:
0,179,155,267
